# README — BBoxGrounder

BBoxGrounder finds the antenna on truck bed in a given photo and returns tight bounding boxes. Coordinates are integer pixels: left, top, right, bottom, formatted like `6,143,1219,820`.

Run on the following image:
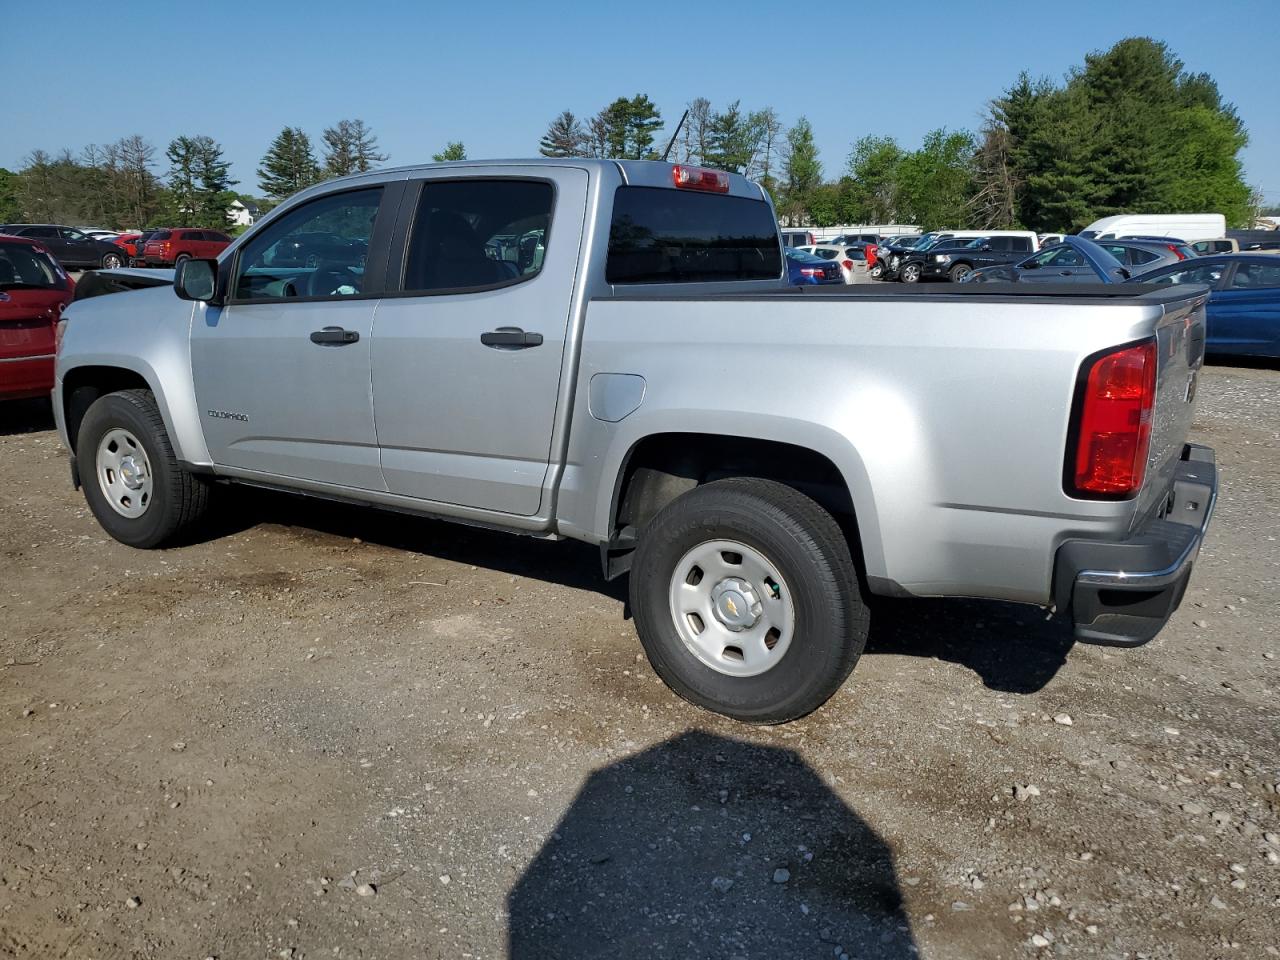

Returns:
661,109,690,163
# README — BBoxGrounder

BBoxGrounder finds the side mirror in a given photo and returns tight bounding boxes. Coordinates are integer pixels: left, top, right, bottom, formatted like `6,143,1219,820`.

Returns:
980,244,993,252
174,258,219,303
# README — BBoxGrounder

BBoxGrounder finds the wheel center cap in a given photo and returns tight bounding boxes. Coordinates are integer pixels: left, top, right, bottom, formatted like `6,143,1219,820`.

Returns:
710,578,762,631
119,456,145,490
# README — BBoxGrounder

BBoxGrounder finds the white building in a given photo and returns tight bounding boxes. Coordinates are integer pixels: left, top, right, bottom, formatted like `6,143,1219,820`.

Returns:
227,199,262,227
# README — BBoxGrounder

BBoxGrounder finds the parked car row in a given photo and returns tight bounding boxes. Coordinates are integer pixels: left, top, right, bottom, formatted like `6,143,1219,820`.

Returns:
0,224,127,270
958,235,1278,358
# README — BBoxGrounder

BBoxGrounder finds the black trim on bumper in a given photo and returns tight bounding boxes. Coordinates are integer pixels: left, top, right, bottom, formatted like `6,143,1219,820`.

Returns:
1053,443,1217,646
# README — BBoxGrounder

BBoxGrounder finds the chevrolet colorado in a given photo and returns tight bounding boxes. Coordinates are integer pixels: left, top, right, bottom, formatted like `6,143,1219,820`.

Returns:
52,159,1217,722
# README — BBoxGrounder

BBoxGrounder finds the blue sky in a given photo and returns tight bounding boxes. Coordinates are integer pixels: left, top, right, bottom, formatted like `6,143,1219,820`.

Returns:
9,0,1279,203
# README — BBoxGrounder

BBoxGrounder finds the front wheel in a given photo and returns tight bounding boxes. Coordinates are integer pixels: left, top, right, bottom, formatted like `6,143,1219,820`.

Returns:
900,262,922,283
78,389,213,548
948,263,972,283
629,478,869,723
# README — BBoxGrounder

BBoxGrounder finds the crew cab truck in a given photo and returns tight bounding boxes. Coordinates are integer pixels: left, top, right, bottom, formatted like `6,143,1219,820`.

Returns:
53,159,1218,723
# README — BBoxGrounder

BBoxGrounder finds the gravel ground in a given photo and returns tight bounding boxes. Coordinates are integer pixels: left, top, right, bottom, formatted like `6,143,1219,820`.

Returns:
1,363,1277,960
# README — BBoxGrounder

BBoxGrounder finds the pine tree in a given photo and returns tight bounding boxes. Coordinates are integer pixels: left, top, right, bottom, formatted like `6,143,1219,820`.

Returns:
780,118,821,222
194,136,237,228
166,136,200,225
703,101,752,174
432,142,467,162
258,127,320,200
539,111,586,158
590,95,663,160
322,119,386,177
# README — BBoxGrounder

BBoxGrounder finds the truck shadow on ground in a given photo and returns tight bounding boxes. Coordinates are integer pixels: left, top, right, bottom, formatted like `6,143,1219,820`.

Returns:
222,492,1074,694
0,398,54,436
507,730,916,959
865,596,1075,695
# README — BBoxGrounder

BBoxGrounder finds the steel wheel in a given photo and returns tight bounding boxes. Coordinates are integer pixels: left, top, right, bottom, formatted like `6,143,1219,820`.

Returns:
95,427,154,519
667,539,795,677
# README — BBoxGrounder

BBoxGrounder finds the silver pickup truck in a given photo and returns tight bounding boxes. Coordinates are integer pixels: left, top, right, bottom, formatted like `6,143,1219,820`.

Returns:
53,159,1218,723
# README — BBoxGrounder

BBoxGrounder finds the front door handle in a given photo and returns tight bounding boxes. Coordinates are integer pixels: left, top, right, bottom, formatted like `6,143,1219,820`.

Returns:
310,326,360,345
480,326,543,349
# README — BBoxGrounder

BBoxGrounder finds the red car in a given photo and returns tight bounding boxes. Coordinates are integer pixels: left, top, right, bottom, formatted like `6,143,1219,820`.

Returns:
140,228,232,267
114,232,145,258
0,235,75,400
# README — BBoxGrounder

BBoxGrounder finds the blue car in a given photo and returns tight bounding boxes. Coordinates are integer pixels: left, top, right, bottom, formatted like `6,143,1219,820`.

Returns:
785,247,844,285
1126,255,1280,359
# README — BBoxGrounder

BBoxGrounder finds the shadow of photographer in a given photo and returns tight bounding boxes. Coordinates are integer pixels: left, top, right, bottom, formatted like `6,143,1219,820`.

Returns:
508,730,916,959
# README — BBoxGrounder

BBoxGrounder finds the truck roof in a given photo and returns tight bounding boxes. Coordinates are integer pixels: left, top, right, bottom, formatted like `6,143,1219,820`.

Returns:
316,158,769,202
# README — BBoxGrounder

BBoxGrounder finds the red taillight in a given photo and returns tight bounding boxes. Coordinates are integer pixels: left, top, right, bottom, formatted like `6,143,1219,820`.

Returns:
671,164,730,193
1070,341,1157,497
800,267,824,278
1167,244,1187,260
163,241,172,254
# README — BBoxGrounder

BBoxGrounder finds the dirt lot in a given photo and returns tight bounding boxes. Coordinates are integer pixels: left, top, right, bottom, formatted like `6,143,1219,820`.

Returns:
1,364,1277,960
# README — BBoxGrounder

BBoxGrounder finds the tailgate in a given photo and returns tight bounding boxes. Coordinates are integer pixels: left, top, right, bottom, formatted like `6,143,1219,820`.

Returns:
1132,289,1208,531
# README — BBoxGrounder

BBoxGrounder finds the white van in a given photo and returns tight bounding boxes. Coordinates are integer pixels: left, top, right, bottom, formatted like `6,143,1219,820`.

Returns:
1079,214,1226,245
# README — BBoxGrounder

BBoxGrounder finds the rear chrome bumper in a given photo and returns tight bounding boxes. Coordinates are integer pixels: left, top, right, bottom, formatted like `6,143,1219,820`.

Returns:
1053,443,1217,646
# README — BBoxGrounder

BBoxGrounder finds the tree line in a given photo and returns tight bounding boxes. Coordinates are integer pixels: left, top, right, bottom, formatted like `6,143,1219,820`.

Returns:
0,37,1263,233
533,38,1258,231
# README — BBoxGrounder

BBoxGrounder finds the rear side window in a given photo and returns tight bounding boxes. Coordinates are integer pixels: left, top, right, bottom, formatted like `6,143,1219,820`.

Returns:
402,179,554,294
606,186,782,284
845,247,866,261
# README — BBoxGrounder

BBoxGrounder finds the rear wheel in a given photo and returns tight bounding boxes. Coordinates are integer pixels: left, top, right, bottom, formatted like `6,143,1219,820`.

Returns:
174,253,191,268
100,251,124,269
948,262,972,282
78,389,213,548
900,262,922,283
629,478,869,723
869,262,884,279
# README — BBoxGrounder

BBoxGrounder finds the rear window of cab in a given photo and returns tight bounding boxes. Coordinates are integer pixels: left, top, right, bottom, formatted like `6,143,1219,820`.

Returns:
606,186,782,284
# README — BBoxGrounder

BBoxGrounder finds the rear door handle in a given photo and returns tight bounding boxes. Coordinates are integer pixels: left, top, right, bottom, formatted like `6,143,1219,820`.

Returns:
480,326,543,349
310,326,360,345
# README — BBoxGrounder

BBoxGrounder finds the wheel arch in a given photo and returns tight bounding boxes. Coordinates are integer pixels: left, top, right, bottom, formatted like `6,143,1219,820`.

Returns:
59,362,204,468
595,423,887,586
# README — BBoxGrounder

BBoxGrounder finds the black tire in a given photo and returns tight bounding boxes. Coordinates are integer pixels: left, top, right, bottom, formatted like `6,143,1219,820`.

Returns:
900,262,921,283
174,253,191,269
78,389,213,548
948,262,972,283
100,251,124,269
629,478,869,723
869,262,884,279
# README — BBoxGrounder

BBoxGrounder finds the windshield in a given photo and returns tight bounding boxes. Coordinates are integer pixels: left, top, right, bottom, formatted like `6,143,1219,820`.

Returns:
0,243,64,290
